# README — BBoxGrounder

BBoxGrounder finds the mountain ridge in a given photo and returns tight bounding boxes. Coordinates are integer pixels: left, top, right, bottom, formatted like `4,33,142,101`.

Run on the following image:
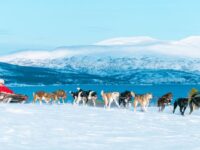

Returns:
0,36,200,85
0,62,200,85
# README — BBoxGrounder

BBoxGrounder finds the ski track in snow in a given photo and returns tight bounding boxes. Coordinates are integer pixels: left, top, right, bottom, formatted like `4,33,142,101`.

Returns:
0,104,200,150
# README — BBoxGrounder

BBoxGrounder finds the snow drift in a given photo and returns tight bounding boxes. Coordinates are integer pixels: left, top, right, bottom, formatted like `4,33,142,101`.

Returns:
0,104,200,150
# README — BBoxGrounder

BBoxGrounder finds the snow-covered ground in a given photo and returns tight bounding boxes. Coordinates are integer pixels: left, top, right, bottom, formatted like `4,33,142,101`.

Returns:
0,104,200,150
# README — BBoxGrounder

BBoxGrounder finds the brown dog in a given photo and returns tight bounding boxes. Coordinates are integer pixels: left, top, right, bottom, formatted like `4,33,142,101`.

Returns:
44,93,57,104
133,93,153,112
101,90,120,108
33,91,57,104
157,92,173,112
53,90,67,104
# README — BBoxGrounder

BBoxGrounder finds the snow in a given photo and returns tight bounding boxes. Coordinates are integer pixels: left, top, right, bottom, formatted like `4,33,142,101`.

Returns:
1,48,200,74
174,36,200,47
0,49,88,61
95,36,159,45
95,36,200,57
1,36,200,64
0,104,200,150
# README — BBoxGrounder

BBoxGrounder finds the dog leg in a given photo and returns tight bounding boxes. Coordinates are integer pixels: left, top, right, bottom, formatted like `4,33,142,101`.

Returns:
161,105,165,112
173,101,177,113
119,98,122,106
106,98,109,108
92,98,96,107
182,107,187,116
189,102,193,115
159,106,161,112
52,100,56,104
158,104,160,111
57,100,61,104
73,97,78,105
39,99,42,105
123,100,126,108
62,98,65,104
76,97,82,105
114,99,120,108
141,105,147,112
82,98,87,106
144,105,148,112
179,106,183,115
33,96,37,104
34,99,38,104
103,97,108,108
133,101,138,112
108,99,113,109
76,98,81,105
141,106,144,112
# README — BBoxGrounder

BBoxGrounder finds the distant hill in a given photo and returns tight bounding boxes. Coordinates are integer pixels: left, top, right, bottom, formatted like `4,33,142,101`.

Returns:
0,62,200,85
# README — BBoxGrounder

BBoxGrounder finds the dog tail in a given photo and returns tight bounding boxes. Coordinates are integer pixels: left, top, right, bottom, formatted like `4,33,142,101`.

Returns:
189,97,199,114
88,91,94,97
78,91,82,97
101,90,104,96
131,91,135,98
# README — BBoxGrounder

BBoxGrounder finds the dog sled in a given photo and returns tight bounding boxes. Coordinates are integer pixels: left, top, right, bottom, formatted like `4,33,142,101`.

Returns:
0,93,28,103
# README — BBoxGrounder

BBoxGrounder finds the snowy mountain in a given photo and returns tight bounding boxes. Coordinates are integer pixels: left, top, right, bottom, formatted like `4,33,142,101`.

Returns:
0,61,200,85
0,36,200,85
95,36,160,46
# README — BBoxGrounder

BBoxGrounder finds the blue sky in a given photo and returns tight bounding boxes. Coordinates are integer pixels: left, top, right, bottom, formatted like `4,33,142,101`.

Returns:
0,0,199,54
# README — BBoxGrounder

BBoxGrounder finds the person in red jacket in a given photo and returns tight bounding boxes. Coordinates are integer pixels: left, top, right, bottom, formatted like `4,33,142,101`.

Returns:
0,79,14,94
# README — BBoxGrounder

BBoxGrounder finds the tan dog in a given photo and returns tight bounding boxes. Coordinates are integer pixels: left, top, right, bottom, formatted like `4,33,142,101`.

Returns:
33,91,57,104
53,90,67,104
43,93,57,104
101,90,120,108
133,93,153,112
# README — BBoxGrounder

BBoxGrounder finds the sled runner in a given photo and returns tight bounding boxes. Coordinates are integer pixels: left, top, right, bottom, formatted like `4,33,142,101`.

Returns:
0,93,28,103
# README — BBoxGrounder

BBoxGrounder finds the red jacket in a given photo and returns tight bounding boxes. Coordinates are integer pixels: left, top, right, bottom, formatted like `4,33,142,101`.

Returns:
0,85,14,94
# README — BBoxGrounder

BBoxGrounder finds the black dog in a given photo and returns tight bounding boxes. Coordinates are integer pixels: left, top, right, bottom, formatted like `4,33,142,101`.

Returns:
189,93,200,114
76,88,97,106
119,91,134,108
173,98,188,115
77,88,89,102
